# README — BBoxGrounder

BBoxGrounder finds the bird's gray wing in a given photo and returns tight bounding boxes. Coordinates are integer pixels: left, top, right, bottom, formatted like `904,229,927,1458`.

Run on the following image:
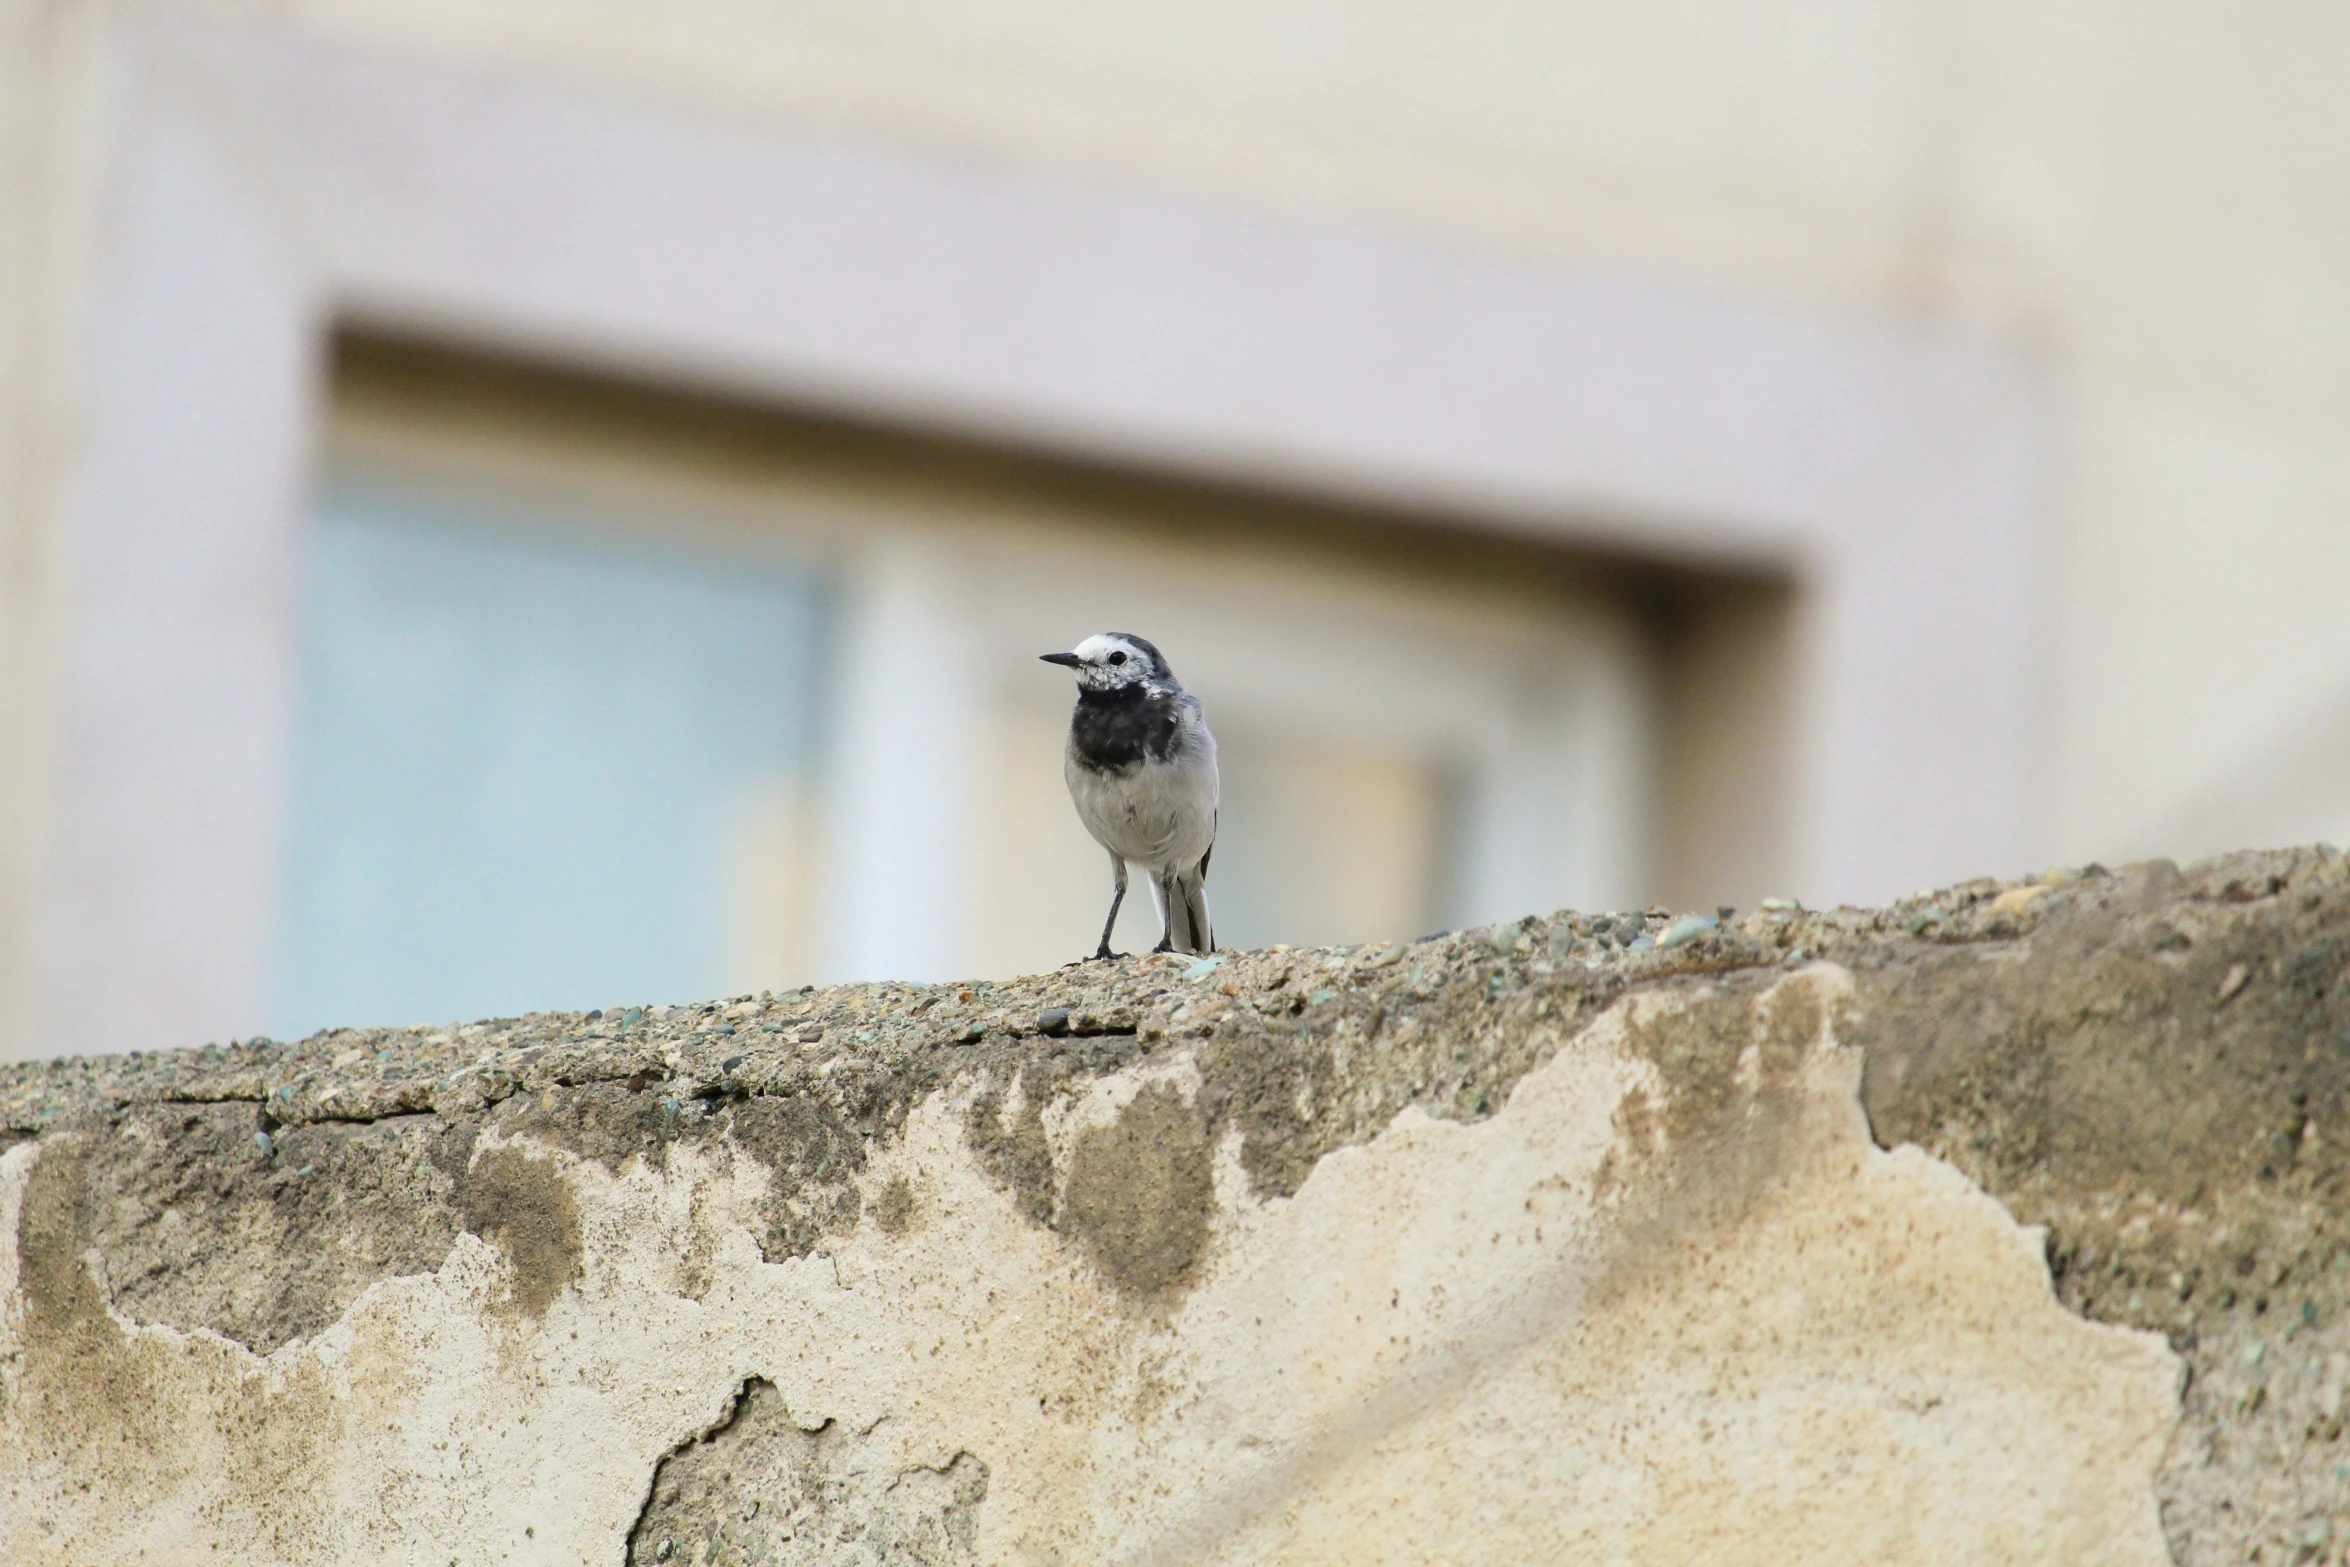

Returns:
1174,861,1214,954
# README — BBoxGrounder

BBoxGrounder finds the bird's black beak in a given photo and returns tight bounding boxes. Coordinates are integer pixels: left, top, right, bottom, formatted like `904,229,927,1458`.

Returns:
1039,652,1084,668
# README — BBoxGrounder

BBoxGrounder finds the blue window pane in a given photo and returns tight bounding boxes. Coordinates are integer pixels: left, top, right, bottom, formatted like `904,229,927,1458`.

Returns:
275,482,826,1035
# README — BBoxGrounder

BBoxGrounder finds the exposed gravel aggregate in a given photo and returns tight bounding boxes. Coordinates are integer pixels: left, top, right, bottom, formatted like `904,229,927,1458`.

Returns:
0,856,2247,1139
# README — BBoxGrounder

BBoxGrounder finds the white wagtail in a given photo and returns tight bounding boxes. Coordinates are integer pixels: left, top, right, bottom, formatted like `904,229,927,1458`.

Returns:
1040,633,1218,959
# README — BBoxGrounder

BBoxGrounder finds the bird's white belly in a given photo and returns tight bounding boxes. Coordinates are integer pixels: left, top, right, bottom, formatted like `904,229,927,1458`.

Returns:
1065,754,1216,870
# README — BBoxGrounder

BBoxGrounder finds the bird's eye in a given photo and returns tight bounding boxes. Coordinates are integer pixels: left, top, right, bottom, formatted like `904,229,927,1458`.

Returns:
1108,651,1127,666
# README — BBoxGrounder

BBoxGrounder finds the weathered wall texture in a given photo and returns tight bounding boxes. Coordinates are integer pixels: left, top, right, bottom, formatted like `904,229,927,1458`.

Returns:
2,846,2346,1563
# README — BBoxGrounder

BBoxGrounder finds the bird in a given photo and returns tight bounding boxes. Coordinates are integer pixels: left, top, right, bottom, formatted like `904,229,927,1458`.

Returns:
1040,633,1218,960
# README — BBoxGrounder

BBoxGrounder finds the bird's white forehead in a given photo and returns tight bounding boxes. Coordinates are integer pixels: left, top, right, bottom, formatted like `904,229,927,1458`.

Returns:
1072,634,1144,661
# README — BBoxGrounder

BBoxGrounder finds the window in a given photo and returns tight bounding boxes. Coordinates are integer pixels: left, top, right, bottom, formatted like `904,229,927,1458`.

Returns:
276,337,1660,1028
277,482,826,1037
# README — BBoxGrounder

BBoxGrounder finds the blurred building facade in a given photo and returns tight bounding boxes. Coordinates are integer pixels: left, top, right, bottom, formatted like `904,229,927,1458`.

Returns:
0,2,2343,1056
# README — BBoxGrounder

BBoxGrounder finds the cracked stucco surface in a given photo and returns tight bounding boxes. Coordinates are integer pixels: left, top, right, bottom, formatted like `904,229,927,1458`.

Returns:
7,847,2348,1562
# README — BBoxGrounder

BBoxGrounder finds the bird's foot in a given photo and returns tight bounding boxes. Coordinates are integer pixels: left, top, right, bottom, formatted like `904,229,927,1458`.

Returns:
1150,937,1174,954
1091,946,1128,962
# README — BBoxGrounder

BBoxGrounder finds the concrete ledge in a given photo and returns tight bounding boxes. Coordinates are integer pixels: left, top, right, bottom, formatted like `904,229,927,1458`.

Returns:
2,847,2345,1563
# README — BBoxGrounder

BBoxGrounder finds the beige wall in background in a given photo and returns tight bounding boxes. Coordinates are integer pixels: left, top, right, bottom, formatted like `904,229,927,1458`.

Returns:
168,0,2343,864
2,0,2346,1043
724,782,826,997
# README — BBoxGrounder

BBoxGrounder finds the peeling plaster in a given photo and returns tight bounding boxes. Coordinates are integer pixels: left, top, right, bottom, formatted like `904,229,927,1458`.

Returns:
0,966,2177,1564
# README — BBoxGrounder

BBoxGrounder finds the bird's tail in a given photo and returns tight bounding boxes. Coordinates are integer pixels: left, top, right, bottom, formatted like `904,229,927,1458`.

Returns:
1171,861,1214,955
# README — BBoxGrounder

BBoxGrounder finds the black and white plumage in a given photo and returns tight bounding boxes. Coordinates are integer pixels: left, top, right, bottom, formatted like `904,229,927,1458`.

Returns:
1040,633,1218,959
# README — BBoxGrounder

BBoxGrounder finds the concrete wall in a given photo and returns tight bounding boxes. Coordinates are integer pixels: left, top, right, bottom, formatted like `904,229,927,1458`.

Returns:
5,846,2349,1562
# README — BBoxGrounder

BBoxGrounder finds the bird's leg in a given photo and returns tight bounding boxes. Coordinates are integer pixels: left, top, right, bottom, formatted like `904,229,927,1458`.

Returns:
1093,854,1128,961
1151,867,1178,953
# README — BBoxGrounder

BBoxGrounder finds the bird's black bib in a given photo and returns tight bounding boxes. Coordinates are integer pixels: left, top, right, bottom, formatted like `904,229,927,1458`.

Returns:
1069,684,1181,773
